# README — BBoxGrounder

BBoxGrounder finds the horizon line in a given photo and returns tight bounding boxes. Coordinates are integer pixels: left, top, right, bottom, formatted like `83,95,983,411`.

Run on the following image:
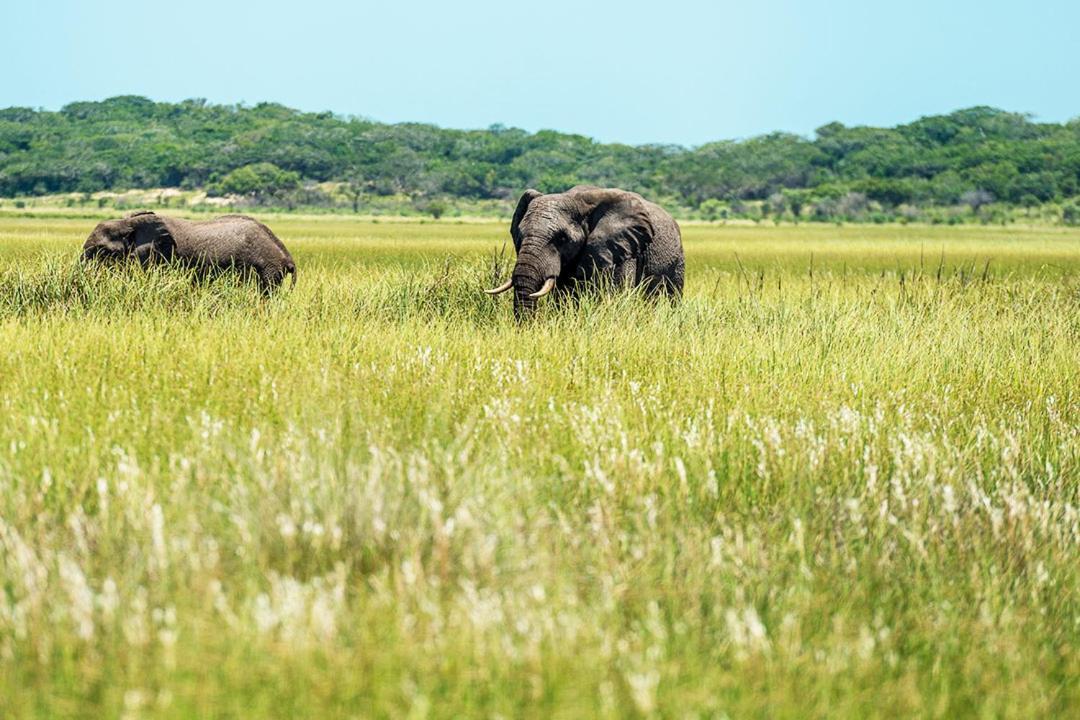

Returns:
4,95,1078,149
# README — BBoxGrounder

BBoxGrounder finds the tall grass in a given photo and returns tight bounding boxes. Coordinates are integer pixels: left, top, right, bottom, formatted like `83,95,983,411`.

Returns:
0,217,1078,717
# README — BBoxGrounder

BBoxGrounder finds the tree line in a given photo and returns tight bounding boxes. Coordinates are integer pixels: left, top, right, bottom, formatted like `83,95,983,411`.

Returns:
2,96,1079,221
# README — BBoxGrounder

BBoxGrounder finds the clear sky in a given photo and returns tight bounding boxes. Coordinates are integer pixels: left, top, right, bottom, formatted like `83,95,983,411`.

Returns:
3,1,1078,146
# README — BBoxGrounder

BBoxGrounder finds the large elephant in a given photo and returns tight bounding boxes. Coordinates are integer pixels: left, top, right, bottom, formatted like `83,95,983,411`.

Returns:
82,211,296,291
486,186,684,315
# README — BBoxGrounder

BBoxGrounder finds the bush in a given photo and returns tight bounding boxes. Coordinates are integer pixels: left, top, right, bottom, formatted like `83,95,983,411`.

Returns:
209,163,301,197
1063,202,1080,226
413,197,449,219
699,198,727,222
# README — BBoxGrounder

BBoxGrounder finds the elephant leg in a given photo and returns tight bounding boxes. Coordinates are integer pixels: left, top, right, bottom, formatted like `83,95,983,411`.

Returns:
186,259,210,285
637,274,672,300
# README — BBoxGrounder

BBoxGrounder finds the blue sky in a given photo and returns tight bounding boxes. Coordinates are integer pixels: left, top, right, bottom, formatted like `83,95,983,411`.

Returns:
3,1,1078,145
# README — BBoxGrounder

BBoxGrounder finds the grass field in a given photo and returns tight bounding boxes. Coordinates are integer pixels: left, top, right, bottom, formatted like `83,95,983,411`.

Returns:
1,216,1078,718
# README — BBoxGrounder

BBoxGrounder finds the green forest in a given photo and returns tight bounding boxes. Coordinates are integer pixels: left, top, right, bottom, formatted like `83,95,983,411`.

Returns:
2,95,1080,223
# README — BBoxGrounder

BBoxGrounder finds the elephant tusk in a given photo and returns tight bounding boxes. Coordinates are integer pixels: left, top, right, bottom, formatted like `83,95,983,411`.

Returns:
528,277,556,299
485,278,513,295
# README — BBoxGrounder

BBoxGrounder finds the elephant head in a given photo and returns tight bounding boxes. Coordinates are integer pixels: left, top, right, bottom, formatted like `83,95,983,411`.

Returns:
486,186,655,316
82,211,175,265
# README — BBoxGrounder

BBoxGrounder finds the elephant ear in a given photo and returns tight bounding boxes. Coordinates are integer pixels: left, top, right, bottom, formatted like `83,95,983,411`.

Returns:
509,189,542,252
583,190,655,267
130,212,175,264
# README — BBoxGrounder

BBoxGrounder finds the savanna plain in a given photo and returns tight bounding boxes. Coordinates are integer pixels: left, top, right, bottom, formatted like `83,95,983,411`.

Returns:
0,216,1077,718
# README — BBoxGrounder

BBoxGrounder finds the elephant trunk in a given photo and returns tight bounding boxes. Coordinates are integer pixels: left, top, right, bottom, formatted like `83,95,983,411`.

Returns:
511,239,560,318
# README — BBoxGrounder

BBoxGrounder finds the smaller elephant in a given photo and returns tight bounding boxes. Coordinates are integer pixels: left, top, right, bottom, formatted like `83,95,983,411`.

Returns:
486,186,684,316
82,211,296,292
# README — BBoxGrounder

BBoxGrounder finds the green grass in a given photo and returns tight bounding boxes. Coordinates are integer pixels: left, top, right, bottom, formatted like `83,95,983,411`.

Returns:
1,216,1078,718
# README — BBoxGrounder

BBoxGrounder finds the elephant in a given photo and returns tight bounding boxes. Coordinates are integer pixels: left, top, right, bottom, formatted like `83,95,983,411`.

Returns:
486,186,684,315
82,211,296,292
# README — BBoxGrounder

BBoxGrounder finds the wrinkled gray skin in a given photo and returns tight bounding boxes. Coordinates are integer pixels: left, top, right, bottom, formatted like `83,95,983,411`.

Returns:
82,211,296,292
499,186,684,317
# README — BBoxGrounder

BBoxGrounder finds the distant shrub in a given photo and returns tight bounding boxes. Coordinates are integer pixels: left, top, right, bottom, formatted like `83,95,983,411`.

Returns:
960,189,994,213
812,198,838,221
414,197,449,219
209,163,300,197
837,192,869,220
699,198,727,222
1063,202,1080,226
